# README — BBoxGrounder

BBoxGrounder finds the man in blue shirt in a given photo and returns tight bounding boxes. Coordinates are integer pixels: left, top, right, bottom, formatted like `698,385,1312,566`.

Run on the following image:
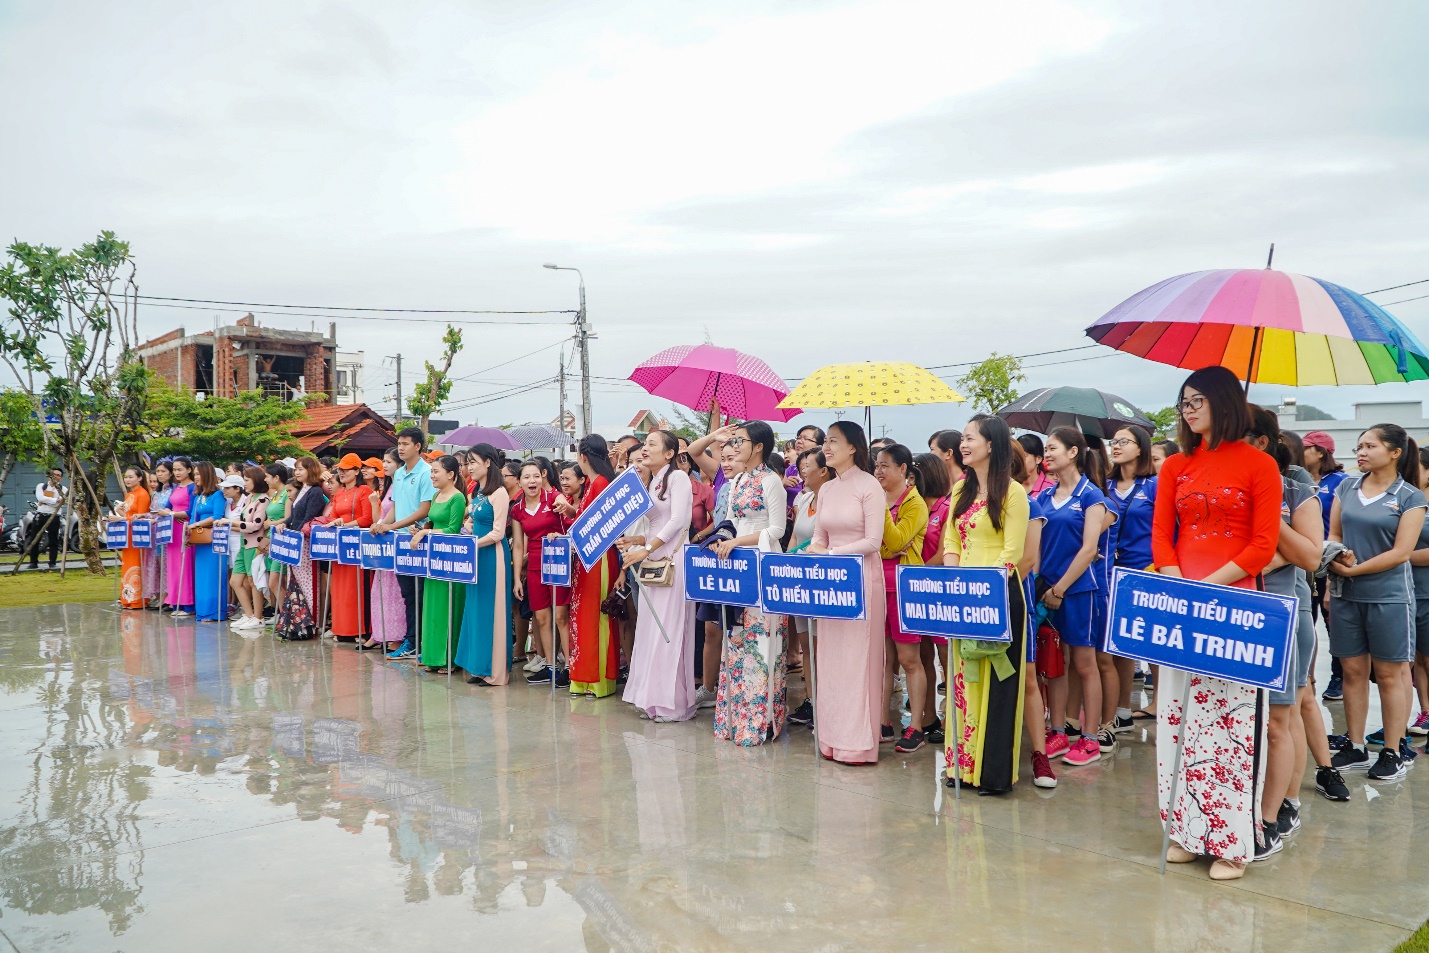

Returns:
370,426,436,658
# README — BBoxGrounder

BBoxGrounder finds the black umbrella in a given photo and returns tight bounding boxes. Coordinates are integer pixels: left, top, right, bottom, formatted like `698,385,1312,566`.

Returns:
996,386,1155,438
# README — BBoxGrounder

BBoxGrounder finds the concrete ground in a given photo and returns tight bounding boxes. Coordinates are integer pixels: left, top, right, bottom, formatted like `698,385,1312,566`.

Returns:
0,602,1420,952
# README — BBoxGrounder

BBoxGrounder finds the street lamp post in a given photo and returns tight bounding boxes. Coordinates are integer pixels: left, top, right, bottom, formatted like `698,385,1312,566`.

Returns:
544,263,591,438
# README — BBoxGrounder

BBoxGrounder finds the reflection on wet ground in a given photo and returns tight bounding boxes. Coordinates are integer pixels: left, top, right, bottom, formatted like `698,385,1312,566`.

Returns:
0,603,1420,951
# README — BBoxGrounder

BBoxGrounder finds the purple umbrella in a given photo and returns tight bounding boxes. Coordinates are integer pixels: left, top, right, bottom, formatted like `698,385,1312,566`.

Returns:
628,344,800,422
437,426,522,451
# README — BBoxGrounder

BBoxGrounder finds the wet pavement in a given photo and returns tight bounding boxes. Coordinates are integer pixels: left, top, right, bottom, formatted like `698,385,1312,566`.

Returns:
0,602,1420,952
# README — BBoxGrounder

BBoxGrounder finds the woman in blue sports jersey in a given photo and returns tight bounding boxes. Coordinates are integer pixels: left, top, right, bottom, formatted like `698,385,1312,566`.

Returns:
1014,441,1056,789
1304,431,1348,700
1036,427,1110,768
1106,427,1156,728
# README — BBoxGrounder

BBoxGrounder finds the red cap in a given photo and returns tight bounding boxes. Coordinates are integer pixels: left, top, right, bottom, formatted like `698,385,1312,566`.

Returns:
1303,431,1335,456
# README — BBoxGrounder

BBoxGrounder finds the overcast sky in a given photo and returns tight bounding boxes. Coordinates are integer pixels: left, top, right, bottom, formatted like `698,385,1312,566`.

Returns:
3,1,1427,442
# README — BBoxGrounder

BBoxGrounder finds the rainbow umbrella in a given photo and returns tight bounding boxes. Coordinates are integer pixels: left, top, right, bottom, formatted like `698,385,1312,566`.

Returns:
1085,268,1429,385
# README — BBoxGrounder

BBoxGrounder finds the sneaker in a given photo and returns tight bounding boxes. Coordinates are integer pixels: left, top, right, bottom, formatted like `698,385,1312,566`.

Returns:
1096,725,1117,753
881,723,896,744
1321,675,1343,701
923,717,945,745
1326,733,1351,751
555,669,571,688
171,610,192,619
895,727,926,753
694,686,717,710
1031,751,1058,789
525,666,553,684
789,699,814,725
1063,737,1101,766
1315,765,1351,801
1111,714,1134,734
1253,821,1282,862
1276,799,1301,837
1045,731,1071,760
385,640,416,660
1142,670,1154,689
1410,712,1429,737
1064,721,1083,738
523,655,546,674
1331,745,1371,772
1400,737,1419,763
1366,727,1385,747
1367,747,1407,782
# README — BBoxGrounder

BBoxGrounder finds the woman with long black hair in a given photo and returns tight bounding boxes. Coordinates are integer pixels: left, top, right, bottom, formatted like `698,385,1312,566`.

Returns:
875,443,928,752
1106,426,1156,729
942,414,1029,794
455,443,514,685
556,435,621,697
1153,366,1281,880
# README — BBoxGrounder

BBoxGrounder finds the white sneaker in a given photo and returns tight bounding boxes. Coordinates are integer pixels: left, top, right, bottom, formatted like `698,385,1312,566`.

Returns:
229,616,252,630
694,686,717,710
524,655,546,673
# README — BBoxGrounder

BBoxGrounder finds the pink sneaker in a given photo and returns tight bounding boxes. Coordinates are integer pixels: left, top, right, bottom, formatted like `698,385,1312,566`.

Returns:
1045,730,1071,760
1063,737,1102,766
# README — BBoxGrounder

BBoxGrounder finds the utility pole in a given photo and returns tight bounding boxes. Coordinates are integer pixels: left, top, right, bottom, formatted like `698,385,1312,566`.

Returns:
393,353,403,426
557,347,568,460
544,264,591,437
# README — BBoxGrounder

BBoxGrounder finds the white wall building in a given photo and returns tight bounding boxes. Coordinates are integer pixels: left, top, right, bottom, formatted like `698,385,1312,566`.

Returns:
334,350,365,405
1276,397,1429,468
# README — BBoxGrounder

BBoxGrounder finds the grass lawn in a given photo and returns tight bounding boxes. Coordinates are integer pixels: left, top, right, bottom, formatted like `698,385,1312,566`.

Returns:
1395,922,1429,953
0,568,118,607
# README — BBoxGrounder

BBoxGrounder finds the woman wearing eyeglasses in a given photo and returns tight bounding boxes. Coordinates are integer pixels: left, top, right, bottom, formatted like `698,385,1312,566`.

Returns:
1107,427,1156,726
1152,366,1281,881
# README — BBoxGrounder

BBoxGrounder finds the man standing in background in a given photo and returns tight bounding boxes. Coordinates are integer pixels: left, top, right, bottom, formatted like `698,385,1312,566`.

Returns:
29,466,66,571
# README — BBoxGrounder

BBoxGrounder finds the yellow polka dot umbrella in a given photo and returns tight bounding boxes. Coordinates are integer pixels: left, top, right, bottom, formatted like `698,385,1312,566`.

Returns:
778,361,964,428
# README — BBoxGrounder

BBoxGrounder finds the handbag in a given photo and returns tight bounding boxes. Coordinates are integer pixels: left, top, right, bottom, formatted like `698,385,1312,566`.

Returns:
600,589,630,620
634,557,674,587
1036,622,1065,679
186,525,213,545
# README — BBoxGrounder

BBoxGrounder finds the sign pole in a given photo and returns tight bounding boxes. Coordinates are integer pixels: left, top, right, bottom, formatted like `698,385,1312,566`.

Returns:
949,669,961,800
445,579,452,681
808,619,819,755
1159,709,1188,875
377,566,388,650
551,582,558,696
628,568,671,644
176,530,190,616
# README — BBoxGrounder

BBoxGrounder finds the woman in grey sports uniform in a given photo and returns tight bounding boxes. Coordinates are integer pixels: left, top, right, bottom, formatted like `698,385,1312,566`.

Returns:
1327,423,1426,782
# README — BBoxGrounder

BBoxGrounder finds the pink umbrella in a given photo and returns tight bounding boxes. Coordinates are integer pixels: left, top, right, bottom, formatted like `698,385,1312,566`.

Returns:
628,344,800,422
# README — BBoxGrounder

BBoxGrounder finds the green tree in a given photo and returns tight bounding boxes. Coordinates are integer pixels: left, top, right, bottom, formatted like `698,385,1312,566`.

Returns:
408,325,464,439
146,383,305,463
0,232,149,573
955,352,1027,414
1146,406,1180,437
0,388,46,496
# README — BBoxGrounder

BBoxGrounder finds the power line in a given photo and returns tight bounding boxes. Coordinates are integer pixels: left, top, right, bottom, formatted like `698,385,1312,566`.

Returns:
1382,292,1429,307
447,338,572,385
1365,279,1429,295
136,293,574,316
135,300,569,327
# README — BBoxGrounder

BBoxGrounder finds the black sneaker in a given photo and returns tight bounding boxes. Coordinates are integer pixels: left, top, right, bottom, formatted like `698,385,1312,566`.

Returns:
1315,765,1351,801
1111,714,1134,734
1276,799,1300,837
1326,733,1351,751
894,727,926,753
1253,820,1282,862
1399,738,1419,763
1331,745,1371,772
923,717,945,745
1321,675,1343,701
555,668,571,688
1096,725,1117,753
789,699,814,725
880,723,896,744
1065,721,1083,738
526,666,553,684
1367,747,1407,782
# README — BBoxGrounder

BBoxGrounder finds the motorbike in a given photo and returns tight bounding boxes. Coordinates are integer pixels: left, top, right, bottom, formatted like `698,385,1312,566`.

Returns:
8,501,81,555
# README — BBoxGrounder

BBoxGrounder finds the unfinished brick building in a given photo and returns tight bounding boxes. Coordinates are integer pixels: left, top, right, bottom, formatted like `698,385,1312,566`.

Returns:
137,315,337,405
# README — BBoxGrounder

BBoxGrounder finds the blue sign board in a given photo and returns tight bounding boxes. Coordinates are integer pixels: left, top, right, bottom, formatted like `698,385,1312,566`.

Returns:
896,566,1011,642
684,545,761,608
393,532,428,577
104,521,129,549
359,530,395,571
269,528,304,567
337,527,363,566
1104,568,1296,691
426,533,478,584
155,516,173,547
211,526,231,557
539,536,573,588
758,553,866,620
310,525,340,562
568,468,653,569
130,519,153,549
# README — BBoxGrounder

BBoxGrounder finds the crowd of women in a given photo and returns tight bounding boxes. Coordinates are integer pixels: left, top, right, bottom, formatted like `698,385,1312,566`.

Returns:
109,365,1429,883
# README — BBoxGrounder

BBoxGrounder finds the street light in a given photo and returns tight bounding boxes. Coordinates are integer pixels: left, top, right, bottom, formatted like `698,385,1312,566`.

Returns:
544,263,591,438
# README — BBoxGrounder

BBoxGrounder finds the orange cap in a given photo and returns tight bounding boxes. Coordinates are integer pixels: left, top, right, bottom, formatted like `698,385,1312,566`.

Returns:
337,453,364,470
363,456,384,469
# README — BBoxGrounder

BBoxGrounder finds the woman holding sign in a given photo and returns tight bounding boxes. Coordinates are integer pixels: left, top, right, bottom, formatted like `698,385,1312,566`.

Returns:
455,444,514,686
876,444,929,753
186,462,228,623
512,461,569,681
327,454,374,644
114,466,151,610
1152,366,1282,881
275,457,329,641
621,431,697,721
363,449,407,652
942,415,1029,794
557,437,621,698
809,421,887,764
162,457,196,615
416,455,469,674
